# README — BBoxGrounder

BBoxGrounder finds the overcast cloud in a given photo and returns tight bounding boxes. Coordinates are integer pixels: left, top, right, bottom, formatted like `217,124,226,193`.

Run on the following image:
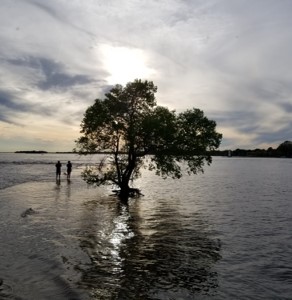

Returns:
0,0,291,151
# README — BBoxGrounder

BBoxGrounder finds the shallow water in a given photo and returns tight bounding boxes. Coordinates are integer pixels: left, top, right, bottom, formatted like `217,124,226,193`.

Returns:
0,154,292,299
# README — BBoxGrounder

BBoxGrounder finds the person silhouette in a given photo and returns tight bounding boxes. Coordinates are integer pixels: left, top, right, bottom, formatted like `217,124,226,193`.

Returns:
67,161,72,180
55,161,62,180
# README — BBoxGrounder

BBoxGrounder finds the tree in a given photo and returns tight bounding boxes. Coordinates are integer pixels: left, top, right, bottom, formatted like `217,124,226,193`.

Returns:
277,141,292,157
75,79,222,201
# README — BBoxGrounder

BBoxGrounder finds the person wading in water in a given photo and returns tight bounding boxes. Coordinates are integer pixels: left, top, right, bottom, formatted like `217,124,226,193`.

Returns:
66,161,72,180
56,160,62,181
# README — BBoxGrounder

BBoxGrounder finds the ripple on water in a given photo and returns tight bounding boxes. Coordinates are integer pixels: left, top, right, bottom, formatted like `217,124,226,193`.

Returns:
75,196,221,299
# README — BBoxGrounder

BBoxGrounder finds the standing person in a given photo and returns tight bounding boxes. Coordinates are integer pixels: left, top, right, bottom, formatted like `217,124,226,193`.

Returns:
67,161,72,180
56,160,62,181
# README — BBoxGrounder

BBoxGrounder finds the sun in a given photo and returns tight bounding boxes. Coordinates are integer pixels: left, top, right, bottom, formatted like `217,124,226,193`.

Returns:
99,44,155,85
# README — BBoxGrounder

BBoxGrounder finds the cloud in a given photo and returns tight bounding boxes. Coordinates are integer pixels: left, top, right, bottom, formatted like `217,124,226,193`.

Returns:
0,90,32,112
0,89,36,124
1,0,292,151
7,57,95,90
279,102,292,114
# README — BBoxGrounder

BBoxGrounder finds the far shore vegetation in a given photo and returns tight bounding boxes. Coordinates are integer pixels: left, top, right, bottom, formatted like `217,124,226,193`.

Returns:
13,140,292,158
212,140,292,158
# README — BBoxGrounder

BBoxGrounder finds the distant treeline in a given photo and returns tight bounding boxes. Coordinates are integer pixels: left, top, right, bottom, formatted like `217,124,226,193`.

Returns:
14,141,292,158
212,141,292,158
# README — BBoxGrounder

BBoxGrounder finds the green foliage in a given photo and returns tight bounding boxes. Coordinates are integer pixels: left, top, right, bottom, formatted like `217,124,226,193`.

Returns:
75,79,222,197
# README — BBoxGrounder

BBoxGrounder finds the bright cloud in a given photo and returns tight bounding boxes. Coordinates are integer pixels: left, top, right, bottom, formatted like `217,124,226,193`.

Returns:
99,45,156,85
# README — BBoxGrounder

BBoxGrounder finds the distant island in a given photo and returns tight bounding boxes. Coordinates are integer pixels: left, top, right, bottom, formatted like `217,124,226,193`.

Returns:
15,150,48,154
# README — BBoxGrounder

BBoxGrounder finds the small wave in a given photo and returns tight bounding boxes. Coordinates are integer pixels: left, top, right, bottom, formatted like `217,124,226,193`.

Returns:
0,280,17,300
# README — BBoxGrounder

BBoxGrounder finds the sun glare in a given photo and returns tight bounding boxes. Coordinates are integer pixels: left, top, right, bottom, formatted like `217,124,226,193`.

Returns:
99,45,155,85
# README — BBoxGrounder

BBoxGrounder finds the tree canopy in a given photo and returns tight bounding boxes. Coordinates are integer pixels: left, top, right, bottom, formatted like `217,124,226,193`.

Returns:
75,79,222,201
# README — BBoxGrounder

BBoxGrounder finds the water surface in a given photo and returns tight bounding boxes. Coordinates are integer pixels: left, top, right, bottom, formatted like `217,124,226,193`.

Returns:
0,154,291,299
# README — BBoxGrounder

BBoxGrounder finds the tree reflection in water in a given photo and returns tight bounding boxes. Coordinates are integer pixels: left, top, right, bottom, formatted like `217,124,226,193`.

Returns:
77,198,221,299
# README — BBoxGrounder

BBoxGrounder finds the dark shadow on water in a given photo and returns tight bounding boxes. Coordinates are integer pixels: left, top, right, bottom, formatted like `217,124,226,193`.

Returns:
76,198,221,299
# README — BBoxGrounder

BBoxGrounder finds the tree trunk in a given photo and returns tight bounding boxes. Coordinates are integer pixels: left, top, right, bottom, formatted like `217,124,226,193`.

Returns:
118,149,136,202
119,181,130,202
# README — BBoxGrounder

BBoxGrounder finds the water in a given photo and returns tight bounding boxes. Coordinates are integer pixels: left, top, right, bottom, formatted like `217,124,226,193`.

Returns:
0,153,291,299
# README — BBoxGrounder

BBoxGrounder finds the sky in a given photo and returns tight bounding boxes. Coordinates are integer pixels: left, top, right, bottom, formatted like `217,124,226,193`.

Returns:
0,0,292,152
